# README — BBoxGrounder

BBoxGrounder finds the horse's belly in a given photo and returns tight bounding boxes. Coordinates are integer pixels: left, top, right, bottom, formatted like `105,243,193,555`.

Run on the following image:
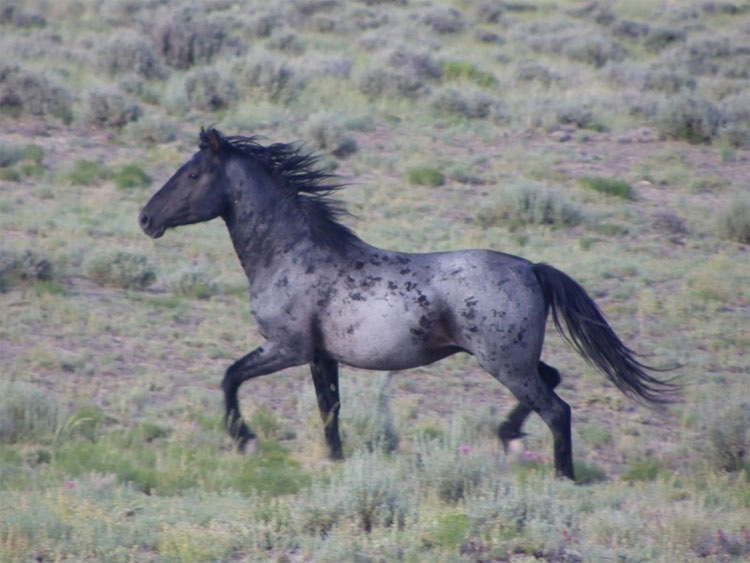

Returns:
320,301,458,370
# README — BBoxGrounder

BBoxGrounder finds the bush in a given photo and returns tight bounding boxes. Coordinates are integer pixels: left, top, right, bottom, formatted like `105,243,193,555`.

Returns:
477,182,582,229
304,114,358,159
703,401,750,472
515,60,560,86
65,160,111,186
0,142,23,168
407,167,445,187
234,55,305,104
185,68,237,111
98,30,164,79
0,65,72,121
0,382,60,444
422,7,465,34
342,374,399,454
164,267,219,299
85,89,142,128
153,10,228,69
85,250,156,290
113,163,151,189
124,116,179,144
579,176,634,199
358,67,429,100
266,32,305,55
656,95,723,144
716,197,750,244
431,88,506,121
564,36,627,67
388,48,442,81
0,249,55,292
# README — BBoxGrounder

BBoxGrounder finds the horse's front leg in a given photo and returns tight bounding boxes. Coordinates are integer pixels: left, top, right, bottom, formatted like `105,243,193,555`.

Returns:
310,353,343,460
222,342,307,453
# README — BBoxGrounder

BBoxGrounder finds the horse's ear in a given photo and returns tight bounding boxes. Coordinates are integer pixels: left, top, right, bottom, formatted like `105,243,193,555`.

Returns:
199,127,224,154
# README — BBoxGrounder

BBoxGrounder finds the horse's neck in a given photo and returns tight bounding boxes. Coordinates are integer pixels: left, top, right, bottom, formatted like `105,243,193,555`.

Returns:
223,176,313,285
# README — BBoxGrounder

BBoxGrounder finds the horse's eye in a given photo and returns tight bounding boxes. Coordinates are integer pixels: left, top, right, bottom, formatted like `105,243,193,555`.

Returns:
188,172,199,180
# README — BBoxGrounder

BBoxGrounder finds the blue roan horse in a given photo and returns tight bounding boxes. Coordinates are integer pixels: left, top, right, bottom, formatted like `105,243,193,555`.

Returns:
139,128,677,479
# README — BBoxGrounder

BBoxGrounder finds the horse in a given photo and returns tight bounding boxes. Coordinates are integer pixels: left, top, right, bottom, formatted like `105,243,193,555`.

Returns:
139,128,678,480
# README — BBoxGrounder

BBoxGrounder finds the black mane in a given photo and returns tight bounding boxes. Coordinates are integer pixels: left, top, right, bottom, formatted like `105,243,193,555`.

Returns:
200,128,358,249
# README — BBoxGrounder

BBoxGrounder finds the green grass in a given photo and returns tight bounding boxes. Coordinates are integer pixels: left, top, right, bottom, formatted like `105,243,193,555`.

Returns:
579,176,634,199
113,163,151,189
65,159,112,186
407,167,445,186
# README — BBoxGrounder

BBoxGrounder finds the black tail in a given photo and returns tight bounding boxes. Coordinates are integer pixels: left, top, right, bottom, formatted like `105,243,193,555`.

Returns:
532,263,680,404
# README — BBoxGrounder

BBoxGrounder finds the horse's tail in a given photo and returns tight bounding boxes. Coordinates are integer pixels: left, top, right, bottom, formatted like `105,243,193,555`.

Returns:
532,263,680,404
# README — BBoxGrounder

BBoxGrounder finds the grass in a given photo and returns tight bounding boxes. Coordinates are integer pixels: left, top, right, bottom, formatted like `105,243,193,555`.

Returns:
0,0,749,560
579,176,634,199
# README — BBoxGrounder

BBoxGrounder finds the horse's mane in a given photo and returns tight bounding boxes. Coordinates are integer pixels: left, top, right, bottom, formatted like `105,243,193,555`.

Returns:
199,127,358,249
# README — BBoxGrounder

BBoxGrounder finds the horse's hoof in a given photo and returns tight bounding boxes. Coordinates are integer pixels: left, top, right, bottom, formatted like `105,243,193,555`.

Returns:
238,437,259,455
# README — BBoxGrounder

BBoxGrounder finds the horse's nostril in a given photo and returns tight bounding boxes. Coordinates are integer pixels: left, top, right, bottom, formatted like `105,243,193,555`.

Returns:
139,212,150,228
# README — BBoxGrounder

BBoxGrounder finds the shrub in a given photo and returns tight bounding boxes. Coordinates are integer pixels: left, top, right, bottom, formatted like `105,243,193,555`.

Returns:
0,249,55,292
85,89,142,128
85,250,156,290
431,88,506,121
579,176,634,199
703,401,750,472
478,182,582,229
716,197,750,244
304,114,358,159
422,7,465,34
515,60,560,85
113,163,151,189
0,142,23,168
342,374,399,454
152,10,227,69
389,48,442,81
266,32,305,55
124,116,179,144
622,457,662,482
0,382,60,444
358,67,428,100
643,27,686,52
656,95,723,144
65,160,111,186
98,30,164,79
164,267,219,299
407,167,445,187
234,55,305,104
0,65,72,121
564,37,627,67
185,68,237,111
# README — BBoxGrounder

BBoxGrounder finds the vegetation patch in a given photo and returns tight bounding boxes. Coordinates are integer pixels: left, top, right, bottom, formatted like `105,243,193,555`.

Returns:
716,196,750,244
85,250,156,290
65,160,112,186
113,163,151,189
579,176,634,199
407,167,445,187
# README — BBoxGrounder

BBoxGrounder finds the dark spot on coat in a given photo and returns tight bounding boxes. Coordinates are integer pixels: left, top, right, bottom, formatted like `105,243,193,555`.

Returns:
350,292,366,301
404,281,417,292
387,281,398,290
410,328,424,336
419,315,431,329
400,268,411,275
354,261,365,270
346,325,354,335
417,294,430,307
397,256,410,265
305,264,315,274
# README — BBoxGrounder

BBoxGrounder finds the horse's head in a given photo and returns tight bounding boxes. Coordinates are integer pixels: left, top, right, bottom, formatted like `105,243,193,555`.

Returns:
139,128,230,238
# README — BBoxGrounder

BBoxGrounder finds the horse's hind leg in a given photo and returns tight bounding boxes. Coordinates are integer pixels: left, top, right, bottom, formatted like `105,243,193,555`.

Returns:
498,361,561,452
493,362,574,479
310,353,343,460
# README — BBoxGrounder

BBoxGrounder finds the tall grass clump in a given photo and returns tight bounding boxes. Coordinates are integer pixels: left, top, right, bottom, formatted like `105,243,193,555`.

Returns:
233,55,305,104
164,267,219,299
716,196,750,244
0,382,60,443
65,160,111,185
579,176,634,199
304,113,358,159
152,9,229,69
478,182,582,229
85,250,156,290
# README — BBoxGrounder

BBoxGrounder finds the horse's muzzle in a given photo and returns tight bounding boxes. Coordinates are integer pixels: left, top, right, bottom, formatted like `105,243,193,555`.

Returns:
138,210,165,239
